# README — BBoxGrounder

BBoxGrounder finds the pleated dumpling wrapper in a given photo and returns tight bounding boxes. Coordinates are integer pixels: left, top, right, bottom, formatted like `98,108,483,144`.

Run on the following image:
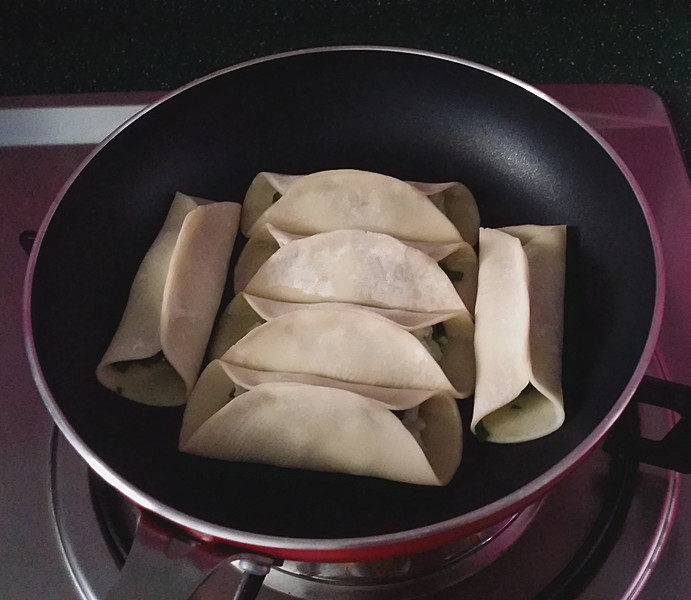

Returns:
234,169,479,293
243,228,470,326
472,226,566,443
180,379,462,486
219,308,461,408
96,193,241,406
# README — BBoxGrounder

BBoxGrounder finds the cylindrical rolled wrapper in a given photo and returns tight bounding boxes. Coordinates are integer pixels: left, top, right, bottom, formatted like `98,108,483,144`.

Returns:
472,226,566,443
96,193,241,406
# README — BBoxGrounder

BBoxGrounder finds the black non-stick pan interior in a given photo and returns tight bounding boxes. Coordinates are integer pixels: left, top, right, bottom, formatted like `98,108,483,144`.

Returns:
30,50,656,539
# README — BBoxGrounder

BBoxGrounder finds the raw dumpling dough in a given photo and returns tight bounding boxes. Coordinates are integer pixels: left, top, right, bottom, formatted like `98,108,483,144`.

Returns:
234,169,480,291
234,223,470,293
244,229,468,319
267,223,466,262
219,308,462,406
180,378,462,486
209,296,475,398
438,242,479,315
472,226,566,442
96,193,241,406
407,180,480,246
207,293,264,362
242,169,466,242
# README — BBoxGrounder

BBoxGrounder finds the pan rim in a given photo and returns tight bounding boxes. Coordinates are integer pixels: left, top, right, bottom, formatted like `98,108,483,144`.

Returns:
22,45,665,553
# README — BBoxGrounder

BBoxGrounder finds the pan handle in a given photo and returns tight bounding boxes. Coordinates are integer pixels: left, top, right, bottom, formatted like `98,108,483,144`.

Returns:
106,513,278,600
605,376,690,473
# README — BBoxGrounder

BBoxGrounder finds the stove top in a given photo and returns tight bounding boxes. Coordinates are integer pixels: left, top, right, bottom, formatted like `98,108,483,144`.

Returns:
1,84,689,600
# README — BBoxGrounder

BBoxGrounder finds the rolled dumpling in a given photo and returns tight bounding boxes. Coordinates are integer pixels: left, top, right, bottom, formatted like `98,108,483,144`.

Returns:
472,226,566,443
180,378,462,486
96,193,241,406
219,308,462,407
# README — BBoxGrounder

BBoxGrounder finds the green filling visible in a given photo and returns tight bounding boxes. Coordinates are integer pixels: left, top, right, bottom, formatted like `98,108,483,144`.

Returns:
272,191,282,203
475,420,490,442
441,265,464,282
113,350,166,373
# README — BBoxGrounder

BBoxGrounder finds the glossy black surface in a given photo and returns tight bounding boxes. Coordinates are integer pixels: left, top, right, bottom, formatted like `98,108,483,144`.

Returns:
30,50,656,538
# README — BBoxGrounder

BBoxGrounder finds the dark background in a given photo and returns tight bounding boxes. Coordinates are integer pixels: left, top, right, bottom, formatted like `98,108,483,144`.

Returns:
1,1,689,157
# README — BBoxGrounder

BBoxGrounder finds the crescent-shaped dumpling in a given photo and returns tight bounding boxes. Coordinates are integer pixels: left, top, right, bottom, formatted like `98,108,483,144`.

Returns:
245,169,464,243
220,309,459,403
266,223,466,262
233,222,470,294
180,378,462,486
208,299,475,400
244,229,467,315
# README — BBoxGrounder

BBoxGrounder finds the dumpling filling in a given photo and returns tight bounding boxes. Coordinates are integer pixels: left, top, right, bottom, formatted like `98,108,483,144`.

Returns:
397,406,427,446
412,324,449,362
476,384,562,442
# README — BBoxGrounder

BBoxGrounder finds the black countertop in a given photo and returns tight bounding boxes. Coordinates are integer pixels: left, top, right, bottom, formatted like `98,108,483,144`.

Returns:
2,1,689,158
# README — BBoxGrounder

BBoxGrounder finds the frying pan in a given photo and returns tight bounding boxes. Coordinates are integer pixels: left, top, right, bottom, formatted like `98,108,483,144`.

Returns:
23,47,684,599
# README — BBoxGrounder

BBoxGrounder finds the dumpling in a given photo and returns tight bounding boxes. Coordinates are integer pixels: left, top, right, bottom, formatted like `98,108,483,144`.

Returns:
472,226,566,442
219,308,462,407
96,193,240,406
234,169,479,292
180,379,462,486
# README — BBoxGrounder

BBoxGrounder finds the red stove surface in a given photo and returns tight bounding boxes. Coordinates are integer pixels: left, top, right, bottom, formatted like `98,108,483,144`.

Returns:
0,84,689,600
